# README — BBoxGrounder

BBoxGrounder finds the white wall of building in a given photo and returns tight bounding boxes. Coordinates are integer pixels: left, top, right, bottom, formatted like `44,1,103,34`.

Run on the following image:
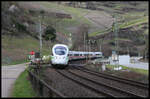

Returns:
119,55,130,65
109,55,130,65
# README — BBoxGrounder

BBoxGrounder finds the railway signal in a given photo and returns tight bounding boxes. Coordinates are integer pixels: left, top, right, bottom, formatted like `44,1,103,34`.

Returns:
30,51,35,55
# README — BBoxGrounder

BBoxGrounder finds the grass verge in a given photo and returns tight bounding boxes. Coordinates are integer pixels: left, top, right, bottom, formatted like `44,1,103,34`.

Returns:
11,68,37,97
106,64,148,76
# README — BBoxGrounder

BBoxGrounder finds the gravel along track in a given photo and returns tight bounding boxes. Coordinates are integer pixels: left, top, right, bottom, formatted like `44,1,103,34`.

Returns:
77,66,149,88
71,66,148,97
43,67,104,97
58,69,142,97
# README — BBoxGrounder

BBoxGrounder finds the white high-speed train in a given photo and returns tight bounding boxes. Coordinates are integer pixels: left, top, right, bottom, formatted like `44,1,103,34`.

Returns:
51,44,69,67
51,44,102,68
68,51,102,60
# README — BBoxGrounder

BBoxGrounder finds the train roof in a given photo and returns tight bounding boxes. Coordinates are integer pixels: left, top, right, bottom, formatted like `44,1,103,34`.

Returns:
52,44,68,49
69,51,102,54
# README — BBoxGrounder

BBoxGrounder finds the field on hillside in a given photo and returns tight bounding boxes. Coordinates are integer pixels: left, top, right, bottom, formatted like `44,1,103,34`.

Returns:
2,35,52,65
2,1,149,65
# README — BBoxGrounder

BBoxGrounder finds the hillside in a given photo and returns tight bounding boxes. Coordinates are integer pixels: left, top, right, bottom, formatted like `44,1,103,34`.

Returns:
2,1,149,65
2,2,54,65
59,1,149,57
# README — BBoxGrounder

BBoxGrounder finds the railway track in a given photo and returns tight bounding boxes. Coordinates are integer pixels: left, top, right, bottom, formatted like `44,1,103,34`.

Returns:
55,69,114,97
55,69,143,97
68,64,148,97
72,65,149,89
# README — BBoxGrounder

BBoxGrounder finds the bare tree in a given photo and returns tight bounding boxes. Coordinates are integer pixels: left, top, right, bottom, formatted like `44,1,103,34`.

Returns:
86,2,96,10
72,24,89,51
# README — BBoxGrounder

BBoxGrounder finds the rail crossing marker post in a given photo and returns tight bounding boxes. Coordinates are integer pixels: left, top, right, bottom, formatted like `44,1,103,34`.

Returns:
112,51,119,70
102,63,106,71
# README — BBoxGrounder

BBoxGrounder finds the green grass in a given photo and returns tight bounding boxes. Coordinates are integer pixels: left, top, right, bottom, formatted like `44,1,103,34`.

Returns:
2,35,51,65
119,16,148,29
38,2,148,38
89,28,111,37
2,35,40,51
62,6,91,25
3,60,30,66
87,2,148,37
89,16,148,37
106,64,148,76
39,2,91,25
144,29,148,34
33,2,90,35
122,12,146,21
11,69,37,97
101,38,132,44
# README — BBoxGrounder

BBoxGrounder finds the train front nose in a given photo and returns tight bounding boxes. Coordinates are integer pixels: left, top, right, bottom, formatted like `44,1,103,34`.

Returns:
53,56,68,65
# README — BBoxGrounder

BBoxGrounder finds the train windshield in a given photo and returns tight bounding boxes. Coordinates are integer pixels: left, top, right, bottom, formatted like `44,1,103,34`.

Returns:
54,46,67,55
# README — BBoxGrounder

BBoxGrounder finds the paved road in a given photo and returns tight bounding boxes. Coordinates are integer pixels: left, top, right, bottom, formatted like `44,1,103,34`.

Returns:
1,63,28,97
119,62,149,70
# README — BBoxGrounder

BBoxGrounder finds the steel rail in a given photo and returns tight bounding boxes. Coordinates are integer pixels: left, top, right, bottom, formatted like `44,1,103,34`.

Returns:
67,70,145,97
74,66,148,89
56,69,122,97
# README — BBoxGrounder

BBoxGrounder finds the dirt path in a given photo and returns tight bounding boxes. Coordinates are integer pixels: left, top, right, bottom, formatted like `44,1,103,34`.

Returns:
1,63,28,97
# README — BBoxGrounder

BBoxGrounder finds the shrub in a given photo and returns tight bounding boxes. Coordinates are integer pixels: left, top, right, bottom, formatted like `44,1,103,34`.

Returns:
42,26,56,41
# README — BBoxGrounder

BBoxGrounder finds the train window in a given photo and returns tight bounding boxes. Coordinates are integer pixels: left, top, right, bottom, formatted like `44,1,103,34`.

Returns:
74,54,79,56
88,54,91,56
55,46,67,55
68,54,73,56
85,54,88,56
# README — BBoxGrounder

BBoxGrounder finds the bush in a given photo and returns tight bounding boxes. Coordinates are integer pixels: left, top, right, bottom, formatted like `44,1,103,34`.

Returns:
42,26,56,41
15,22,27,32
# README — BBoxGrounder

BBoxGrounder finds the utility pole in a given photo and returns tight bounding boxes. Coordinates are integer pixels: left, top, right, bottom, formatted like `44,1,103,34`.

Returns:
100,44,101,52
85,40,87,63
69,33,72,49
84,32,86,52
39,16,42,57
84,33,88,63
113,14,119,69
98,39,102,52
145,50,147,61
88,40,91,60
127,46,129,55
114,15,118,56
144,35,147,61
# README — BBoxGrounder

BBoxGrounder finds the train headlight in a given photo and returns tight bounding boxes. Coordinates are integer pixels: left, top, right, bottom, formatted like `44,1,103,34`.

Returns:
66,57,69,61
51,56,54,60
